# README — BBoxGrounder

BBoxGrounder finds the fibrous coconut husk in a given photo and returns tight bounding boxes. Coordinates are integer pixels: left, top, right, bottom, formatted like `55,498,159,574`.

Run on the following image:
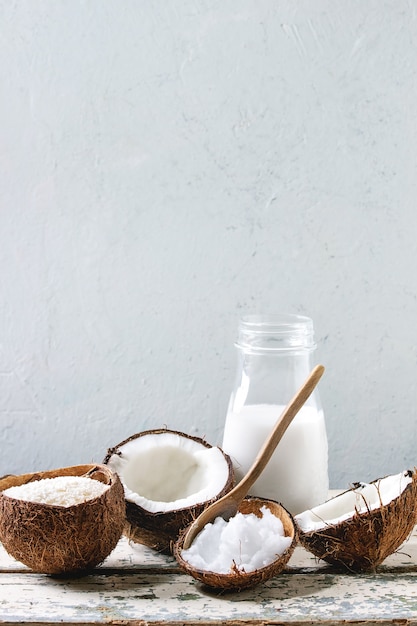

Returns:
297,469,417,572
123,500,193,554
173,497,297,591
0,464,125,575
104,429,234,554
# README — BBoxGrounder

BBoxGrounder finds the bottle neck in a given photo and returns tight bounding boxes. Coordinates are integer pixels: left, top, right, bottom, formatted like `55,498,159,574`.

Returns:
230,314,320,411
236,313,316,355
231,348,321,412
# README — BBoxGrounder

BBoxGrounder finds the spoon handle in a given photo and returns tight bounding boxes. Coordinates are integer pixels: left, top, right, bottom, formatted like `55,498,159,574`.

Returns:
181,365,325,550
227,364,325,506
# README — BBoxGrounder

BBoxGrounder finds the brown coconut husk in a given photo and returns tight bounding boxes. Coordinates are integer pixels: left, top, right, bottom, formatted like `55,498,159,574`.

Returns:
0,464,126,575
173,497,297,591
104,429,234,554
297,469,417,572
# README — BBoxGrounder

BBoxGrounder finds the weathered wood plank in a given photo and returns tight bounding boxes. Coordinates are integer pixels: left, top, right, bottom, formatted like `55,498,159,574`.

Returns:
2,569,417,624
1,519,417,624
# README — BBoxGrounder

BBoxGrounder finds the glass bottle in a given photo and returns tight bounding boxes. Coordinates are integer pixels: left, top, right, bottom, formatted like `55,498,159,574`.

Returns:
222,313,329,515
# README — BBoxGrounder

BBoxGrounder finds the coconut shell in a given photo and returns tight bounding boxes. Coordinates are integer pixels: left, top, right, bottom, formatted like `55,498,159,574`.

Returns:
297,470,417,572
104,429,234,554
0,464,126,575
173,497,297,591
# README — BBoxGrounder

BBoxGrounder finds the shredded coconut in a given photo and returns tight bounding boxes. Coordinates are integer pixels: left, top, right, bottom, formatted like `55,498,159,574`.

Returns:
3,476,109,507
181,506,292,574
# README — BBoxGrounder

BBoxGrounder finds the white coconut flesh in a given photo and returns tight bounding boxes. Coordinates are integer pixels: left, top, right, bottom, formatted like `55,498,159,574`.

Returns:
295,471,413,533
107,432,230,513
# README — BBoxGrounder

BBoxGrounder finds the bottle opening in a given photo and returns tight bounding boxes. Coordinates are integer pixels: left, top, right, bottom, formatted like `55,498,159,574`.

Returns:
236,313,316,353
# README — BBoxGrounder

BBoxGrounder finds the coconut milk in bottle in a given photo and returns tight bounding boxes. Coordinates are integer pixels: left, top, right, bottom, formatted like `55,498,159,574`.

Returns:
222,314,329,515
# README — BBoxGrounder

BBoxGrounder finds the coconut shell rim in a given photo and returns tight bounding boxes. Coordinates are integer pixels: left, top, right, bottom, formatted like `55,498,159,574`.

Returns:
0,464,118,511
104,428,213,461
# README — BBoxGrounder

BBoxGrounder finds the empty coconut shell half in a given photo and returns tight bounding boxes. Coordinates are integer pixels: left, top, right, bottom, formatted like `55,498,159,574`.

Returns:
174,497,297,591
295,469,417,572
0,464,125,575
104,429,234,553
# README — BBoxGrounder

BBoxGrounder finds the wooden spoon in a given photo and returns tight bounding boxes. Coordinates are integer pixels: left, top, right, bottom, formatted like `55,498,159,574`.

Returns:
181,364,325,550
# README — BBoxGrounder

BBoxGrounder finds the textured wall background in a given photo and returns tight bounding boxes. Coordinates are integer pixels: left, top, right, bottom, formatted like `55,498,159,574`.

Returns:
1,1,417,488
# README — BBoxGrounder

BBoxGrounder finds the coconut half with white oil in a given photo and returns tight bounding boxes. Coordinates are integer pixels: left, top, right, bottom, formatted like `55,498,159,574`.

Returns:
174,497,297,591
104,429,234,553
295,470,417,572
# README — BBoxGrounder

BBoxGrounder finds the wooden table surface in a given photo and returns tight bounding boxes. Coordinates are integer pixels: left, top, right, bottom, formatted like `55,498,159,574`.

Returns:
1,516,417,626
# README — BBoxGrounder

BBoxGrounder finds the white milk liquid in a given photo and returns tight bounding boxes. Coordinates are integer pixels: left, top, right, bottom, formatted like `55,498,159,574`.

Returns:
222,404,329,515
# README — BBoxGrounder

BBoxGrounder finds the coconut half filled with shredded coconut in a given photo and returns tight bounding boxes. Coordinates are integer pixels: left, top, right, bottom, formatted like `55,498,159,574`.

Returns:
295,469,417,572
104,429,234,553
0,464,125,575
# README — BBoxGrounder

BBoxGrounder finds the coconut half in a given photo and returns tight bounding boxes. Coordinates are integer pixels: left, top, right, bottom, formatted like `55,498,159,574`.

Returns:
103,429,234,553
0,464,125,575
174,497,297,591
295,469,417,572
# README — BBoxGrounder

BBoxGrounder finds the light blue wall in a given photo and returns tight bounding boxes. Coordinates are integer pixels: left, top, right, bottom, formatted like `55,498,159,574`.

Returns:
1,1,416,488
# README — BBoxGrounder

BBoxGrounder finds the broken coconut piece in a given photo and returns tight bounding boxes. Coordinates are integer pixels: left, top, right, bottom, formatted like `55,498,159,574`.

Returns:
295,469,417,572
104,429,234,553
0,464,125,575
